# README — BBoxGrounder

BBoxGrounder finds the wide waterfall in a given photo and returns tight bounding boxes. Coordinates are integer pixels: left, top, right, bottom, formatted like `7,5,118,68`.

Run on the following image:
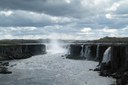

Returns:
102,47,111,63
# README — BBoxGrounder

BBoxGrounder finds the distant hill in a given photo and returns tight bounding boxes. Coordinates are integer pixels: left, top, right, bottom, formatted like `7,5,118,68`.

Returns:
0,37,128,44
89,37,128,43
0,39,84,44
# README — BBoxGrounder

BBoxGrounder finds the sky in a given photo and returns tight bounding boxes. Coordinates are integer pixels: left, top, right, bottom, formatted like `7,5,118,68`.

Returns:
0,0,128,40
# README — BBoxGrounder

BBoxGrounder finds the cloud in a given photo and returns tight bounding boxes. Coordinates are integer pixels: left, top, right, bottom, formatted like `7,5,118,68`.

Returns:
0,26,81,40
107,2,120,11
79,27,94,35
0,0,113,18
102,27,117,33
80,27,92,32
105,14,112,19
0,25,128,40
0,10,76,27
0,0,128,40
0,10,13,16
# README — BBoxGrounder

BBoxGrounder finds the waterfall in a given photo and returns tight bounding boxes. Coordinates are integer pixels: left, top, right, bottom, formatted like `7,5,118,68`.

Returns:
80,45,84,57
96,44,100,60
84,45,91,59
102,47,111,63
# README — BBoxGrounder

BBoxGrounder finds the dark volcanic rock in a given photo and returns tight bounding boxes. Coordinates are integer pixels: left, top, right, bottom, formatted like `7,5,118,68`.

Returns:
0,62,9,66
94,45,128,85
116,72,128,85
0,62,12,74
96,45,109,63
60,42,128,84
0,44,46,60
66,44,84,59
90,45,97,59
111,46,126,73
0,67,12,74
82,45,97,60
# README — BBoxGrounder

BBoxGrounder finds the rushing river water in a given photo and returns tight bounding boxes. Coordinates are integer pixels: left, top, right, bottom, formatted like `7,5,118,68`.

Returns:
0,52,115,85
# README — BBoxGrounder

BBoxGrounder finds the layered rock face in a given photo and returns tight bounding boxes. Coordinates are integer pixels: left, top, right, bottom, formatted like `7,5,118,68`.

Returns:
0,44,46,60
81,45,97,60
0,43,46,74
99,45,128,85
67,44,109,60
67,43,128,84
67,44,128,69
66,44,83,59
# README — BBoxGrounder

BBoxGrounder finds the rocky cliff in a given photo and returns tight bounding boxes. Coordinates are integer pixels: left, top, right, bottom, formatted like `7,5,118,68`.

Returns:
0,44,46,60
67,43,128,85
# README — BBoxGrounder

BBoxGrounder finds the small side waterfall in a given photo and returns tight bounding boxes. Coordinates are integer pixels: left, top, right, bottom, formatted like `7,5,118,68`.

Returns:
102,47,111,63
85,45,92,59
80,45,84,57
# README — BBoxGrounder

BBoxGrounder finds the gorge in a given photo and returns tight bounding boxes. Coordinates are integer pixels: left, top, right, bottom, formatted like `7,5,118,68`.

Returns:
0,38,128,85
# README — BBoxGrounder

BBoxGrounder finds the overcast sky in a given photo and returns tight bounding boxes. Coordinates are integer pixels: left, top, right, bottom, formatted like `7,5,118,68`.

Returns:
0,0,128,40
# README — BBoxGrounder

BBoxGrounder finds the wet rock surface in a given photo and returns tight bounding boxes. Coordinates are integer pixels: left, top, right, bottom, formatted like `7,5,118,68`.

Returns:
0,62,12,74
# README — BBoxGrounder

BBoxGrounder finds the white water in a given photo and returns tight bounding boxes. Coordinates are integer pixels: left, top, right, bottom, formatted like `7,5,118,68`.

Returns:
46,39,67,54
80,45,84,57
84,45,92,59
102,47,111,63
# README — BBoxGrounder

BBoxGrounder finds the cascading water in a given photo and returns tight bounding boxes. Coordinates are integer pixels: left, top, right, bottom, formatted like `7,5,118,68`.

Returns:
46,39,67,54
84,45,91,59
66,45,70,55
80,45,84,57
102,47,111,63
96,44,100,60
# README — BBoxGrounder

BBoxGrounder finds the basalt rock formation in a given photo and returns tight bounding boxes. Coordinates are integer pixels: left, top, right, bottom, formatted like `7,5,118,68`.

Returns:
66,44,84,59
0,44,46,60
67,43,128,85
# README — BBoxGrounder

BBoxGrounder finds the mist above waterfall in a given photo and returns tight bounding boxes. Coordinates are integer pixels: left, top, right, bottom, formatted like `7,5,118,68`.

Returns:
46,39,67,54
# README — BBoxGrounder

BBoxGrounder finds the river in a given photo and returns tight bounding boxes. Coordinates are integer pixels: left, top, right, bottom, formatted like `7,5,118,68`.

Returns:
0,52,115,85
